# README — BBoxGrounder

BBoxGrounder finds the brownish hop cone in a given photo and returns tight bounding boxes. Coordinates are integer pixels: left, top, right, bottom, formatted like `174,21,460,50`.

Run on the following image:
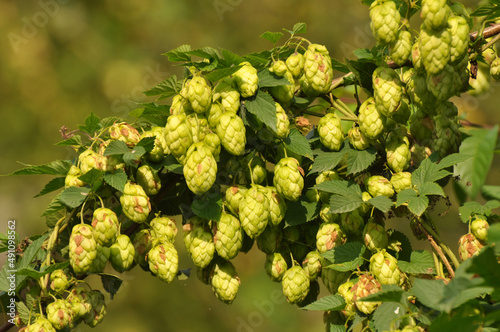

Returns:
69,224,97,275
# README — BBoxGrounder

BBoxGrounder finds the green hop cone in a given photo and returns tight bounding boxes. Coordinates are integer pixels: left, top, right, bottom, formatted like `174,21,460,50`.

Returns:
275,102,291,138
286,52,305,78
348,126,371,150
448,15,470,64
148,241,179,283
391,172,412,193
136,165,161,196
142,126,168,162
207,102,224,129
25,318,56,332
270,60,288,76
203,132,221,162
186,113,209,143
213,212,243,260
186,76,212,113
321,267,349,294
132,229,153,267
458,233,484,261
421,0,449,30
83,290,107,327
49,269,71,294
211,259,241,304
78,149,102,174
109,122,141,147
390,30,412,66
97,140,125,172
239,185,270,238
411,38,424,72
266,186,287,226
183,142,217,195
369,0,401,45
109,234,135,273
256,225,281,254
426,64,461,101
282,266,310,304
120,181,151,223
246,155,267,185
225,185,247,215
365,175,395,198
69,224,97,275
66,284,92,319
373,67,403,117
217,112,246,155
316,171,340,203
187,226,215,268
92,208,120,247
150,216,177,243
338,281,356,317
300,44,333,97
274,157,304,201
65,165,85,188
213,77,240,113
320,203,337,224
358,97,385,139
265,252,288,282
471,218,489,242
317,112,344,151
490,57,500,81
431,115,461,158
369,249,401,285
316,222,344,253
340,209,365,235
302,251,322,281
385,135,411,173
419,27,451,75
46,299,74,330
352,274,382,314
233,61,259,98
88,245,110,273
170,93,192,115
409,108,434,143
363,222,389,251
270,69,295,104
404,68,437,108
165,113,193,164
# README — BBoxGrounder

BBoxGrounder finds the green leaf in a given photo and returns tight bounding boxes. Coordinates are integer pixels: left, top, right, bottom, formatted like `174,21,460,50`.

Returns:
257,69,291,88
8,160,72,176
284,199,320,227
104,140,130,156
396,188,418,207
314,180,362,196
418,182,445,197
412,158,450,187
59,187,91,208
15,234,48,291
482,185,500,200
301,294,344,311
310,151,346,174
143,75,181,98
260,31,284,44
398,250,435,275
191,193,222,221
162,44,191,62
221,49,246,66
16,301,32,325
205,65,243,82
367,196,393,213
372,302,407,332
54,135,82,146
41,194,66,217
389,230,412,261
34,177,65,198
407,195,429,217
345,146,377,175
322,242,365,272
458,200,500,222
454,126,499,199
329,194,364,214
470,4,497,17
411,278,446,311
100,273,123,300
438,153,472,169
467,247,500,296
103,169,127,193
16,261,70,279
359,284,406,303
429,312,482,332
78,168,104,184
284,128,314,160
344,59,378,94
136,136,156,153
123,146,146,167
292,22,307,34
79,112,101,136
134,102,170,126
245,90,277,133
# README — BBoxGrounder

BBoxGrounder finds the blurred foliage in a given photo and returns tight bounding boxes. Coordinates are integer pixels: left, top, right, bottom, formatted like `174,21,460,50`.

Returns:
0,0,499,331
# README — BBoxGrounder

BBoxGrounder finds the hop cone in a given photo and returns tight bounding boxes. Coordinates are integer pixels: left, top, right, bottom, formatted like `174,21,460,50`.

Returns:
109,122,140,147
411,38,424,72
187,227,215,268
316,222,344,253
317,112,344,151
419,27,451,75
165,113,193,164
421,0,449,30
458,233,484,261
213,77,240,113
239,185,270,238
203,132,221,161
69,224,97,274
256,225,281,254
66,285,92,319
109,234,135,273
233,61,259,98
217,112,246,155
391,172,412,193
265,252,288,282
274,157,304,201
369,0,401,45
316,171,340,203
25,318,56,332
133,229,153,267
302,251,322,281
150,216,177,243
431,115,461,158
183,142,217,195
448,16,470,63
386,135,411,173
186,113,209,143
352,274,382,314
321,267,349,294
471,218,489,242
319,203,337,224
365,175,394,198
358,97,385,139
338,281,356,317
136,165,161,196
300,44,333,97
340,210,364,235
88,245,110,273
46,299,74,330
225,185,247,215
275,102,291,138
270,69,295,104
211,259,241,304
148,241,179,283
409,108,433,143
286,52,305,78
170,94,192,115
391,30,412,66
282,266,310,304
370,249,401,285
207,102,224,129
120,181,151,223
49,269,71,294
295,116,313,135
404,68,436,108
142,126,168,162
363,222,389,251
78,149,102,174
186,76,212,113
246,155,267,185
82,290,106,327
490,57,500,81
266,186,287,226
373,67,403,117
426,64,461,101
65,165,85,188
214,212,243,260
348,126,371,150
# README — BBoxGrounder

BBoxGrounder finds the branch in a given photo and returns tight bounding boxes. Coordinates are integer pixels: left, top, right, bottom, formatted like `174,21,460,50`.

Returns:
427,234,455,278
0,322,14,332
470,23,500,42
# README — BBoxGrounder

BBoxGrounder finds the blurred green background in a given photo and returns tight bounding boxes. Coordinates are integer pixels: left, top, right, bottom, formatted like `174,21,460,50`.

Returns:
1,0,499,331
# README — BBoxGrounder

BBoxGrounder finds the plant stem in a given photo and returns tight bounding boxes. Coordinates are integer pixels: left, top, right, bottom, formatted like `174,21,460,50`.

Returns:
429,237,453,278
420,221,460,270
